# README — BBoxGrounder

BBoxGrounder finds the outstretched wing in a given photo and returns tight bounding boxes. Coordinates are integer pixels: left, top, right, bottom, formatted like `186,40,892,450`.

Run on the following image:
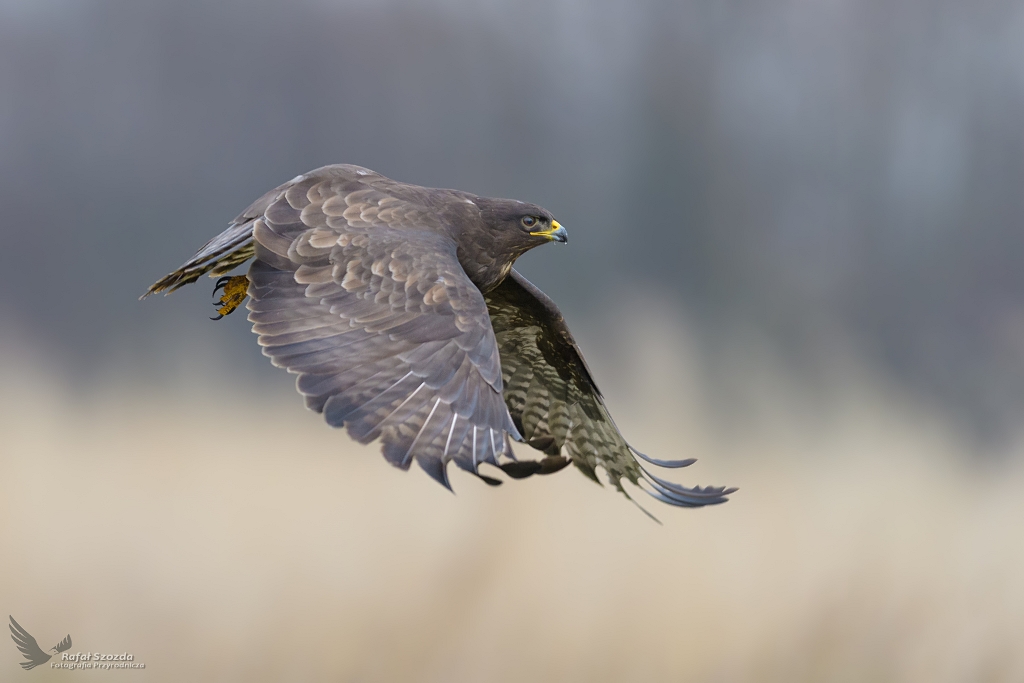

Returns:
143,165,425,297
485,270,735,510
53,634,72,653
246,169,519,487
9,616,52,670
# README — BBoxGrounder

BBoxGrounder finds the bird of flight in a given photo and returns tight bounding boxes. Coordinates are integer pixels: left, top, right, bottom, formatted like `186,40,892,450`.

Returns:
9,616,72,670
144,165,734,515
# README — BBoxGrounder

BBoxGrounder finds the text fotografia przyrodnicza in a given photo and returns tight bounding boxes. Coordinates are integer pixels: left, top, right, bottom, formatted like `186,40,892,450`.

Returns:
52,652,145,670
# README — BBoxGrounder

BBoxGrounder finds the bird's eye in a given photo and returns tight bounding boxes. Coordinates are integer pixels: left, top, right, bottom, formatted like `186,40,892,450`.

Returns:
521,216,538,228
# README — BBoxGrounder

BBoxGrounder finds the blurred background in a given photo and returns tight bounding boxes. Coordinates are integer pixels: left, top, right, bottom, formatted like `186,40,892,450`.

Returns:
2,0,1023,680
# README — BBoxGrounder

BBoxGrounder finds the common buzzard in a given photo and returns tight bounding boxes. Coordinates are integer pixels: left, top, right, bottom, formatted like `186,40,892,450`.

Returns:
144,165,734,513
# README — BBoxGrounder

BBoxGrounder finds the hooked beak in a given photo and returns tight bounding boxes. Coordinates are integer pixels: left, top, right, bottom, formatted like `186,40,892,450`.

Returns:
531,219,568,244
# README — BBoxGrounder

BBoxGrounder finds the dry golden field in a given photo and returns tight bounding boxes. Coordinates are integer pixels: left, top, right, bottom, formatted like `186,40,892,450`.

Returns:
2,320,1023,683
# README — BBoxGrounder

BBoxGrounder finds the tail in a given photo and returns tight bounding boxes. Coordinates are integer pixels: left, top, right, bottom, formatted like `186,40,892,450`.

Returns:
140,222,254,299
140,180,292,299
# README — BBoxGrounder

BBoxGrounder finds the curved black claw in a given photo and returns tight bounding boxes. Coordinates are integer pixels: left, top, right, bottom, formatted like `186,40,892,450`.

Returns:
208,274,249,321
213,276,232,294
210,299,225,320
475,473,503,486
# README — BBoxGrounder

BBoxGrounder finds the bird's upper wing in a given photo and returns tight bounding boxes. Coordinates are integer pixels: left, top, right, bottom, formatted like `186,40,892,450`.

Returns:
9,616,51,670
485,270,736,510
143,165,431,296
246,169,519,487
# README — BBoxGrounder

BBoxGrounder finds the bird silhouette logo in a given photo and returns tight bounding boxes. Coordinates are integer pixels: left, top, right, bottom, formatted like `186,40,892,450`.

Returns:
9,616,72,670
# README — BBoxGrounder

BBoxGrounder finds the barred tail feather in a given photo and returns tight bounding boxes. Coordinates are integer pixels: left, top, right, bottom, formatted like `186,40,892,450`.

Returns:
141,221,255,298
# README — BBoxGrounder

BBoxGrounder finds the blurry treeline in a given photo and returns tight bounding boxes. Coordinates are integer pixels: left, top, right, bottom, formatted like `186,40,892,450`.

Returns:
1,0,1022,439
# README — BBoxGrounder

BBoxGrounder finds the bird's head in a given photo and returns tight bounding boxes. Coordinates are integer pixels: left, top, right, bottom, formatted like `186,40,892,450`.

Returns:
483,199,567,247
446,195,567,291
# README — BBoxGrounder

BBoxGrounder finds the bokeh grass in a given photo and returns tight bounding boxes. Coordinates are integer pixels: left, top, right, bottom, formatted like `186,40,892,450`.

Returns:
2,328,1022,683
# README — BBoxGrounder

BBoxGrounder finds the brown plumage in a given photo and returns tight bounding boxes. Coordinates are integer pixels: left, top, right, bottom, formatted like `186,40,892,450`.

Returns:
144,164,734,512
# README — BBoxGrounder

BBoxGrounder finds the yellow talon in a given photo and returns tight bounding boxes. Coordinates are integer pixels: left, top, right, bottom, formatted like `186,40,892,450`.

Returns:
211,275,249,320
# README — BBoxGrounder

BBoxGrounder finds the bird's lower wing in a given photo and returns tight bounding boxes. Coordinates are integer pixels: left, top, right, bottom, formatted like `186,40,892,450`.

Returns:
485,270,736,511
